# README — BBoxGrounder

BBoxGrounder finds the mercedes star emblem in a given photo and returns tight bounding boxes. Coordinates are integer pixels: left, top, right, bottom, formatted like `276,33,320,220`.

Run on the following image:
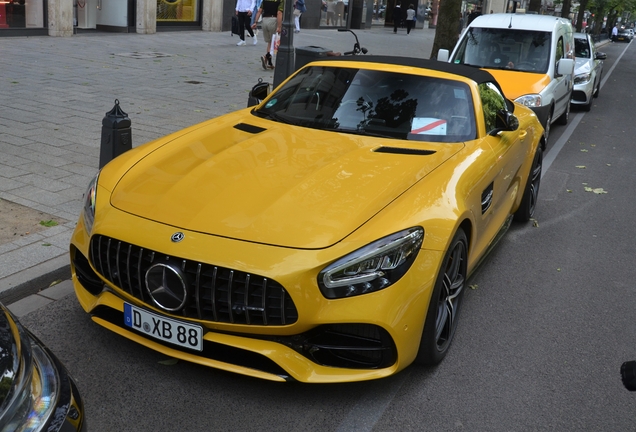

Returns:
171,232,185,242
145,263,189,312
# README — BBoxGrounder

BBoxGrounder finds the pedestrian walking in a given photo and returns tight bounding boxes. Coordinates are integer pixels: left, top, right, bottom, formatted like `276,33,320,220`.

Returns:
293,0,306,33
393,2,402,33
250,0,263,28
252,0,283,69
612,24,618,42
326,0,336,25
466,6,481,26
335,0,345,26
235,0,257,46
405,4,416,34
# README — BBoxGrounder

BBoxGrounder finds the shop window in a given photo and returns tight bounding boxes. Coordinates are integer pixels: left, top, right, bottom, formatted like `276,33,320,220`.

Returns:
157,0,198,21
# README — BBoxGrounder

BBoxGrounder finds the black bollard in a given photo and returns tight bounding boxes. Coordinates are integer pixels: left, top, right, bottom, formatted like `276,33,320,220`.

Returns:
99,99,132,169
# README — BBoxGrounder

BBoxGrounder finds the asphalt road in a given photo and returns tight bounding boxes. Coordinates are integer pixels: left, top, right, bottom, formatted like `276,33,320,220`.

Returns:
16,40,636,431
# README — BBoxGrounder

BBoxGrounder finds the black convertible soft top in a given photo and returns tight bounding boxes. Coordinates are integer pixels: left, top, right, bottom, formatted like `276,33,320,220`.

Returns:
323,55,496,85
318,55,515,111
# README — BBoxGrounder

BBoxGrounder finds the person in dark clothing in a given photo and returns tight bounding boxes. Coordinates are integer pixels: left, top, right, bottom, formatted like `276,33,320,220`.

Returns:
466,7,481,26
252,0,283,69
393,2,402,33
405,4,416,34
235,0,257,46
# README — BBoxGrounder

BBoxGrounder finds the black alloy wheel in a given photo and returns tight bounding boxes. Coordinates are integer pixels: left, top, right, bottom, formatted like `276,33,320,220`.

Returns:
415,229,468,366
514,146,543,222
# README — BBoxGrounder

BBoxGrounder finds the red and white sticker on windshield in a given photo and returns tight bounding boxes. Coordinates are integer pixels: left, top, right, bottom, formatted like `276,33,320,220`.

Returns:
411,118,447,135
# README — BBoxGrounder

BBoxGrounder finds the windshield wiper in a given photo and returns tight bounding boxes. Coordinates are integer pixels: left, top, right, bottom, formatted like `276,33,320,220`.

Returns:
332,127,395,139
253,110,295,125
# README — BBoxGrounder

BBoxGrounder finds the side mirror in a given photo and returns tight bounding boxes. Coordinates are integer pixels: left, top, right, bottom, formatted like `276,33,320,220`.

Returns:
437,49,450,62
490,109,519,136
595,51,607,60
247,80,271,107
556,58,574,76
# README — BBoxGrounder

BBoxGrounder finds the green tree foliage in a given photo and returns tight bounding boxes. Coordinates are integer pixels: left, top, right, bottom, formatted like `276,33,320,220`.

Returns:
479,83,505,132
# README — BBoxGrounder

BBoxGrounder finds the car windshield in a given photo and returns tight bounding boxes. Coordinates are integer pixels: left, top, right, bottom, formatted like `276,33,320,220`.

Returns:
453,27,551,73
575,37,591,58
253,66,477,143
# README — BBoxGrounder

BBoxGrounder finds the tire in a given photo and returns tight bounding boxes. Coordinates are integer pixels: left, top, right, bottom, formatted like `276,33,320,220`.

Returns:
594,74,601,98
556,96,570,125
582,95,592,112
415,229,468,366
543,111,552,145
514,146,543,222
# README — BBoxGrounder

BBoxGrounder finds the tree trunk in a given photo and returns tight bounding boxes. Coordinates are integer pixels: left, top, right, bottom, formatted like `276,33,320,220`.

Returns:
574,0,589,32
429,0,462,59
560,0,571,19
528,0,542,13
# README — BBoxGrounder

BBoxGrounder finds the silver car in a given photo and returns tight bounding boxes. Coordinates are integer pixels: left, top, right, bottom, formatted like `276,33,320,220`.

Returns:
572,32,605,111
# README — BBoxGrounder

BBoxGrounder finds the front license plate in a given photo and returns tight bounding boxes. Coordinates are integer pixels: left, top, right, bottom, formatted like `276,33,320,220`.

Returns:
124,303,203,351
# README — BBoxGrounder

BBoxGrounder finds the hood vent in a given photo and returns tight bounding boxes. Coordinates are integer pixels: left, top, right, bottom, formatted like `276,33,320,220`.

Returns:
234,123,266,134
374,147,436,156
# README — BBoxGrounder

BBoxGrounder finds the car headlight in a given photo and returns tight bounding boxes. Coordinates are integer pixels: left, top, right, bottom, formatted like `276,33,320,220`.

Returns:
318,227,424,299
83,173,99,234
574,73,591,85
514,94,542,108
1,316,60,432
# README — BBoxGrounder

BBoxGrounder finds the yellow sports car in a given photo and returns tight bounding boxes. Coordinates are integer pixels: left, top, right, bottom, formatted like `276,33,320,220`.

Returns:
70,57,544,383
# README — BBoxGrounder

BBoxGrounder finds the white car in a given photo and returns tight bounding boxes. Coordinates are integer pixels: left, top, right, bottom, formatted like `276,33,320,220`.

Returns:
572,32,605,111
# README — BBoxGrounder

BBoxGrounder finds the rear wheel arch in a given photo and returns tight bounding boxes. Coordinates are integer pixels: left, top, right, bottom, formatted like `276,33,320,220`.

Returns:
458,218,473,257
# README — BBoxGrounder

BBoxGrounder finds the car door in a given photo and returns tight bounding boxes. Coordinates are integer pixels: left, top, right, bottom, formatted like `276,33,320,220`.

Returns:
473,82,528,255
589,35,603,84
551,34,574,120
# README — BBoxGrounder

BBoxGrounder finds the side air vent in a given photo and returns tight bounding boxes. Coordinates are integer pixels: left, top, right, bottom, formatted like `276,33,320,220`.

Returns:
374,147,436,156
234,123,266,134
481,182,494,214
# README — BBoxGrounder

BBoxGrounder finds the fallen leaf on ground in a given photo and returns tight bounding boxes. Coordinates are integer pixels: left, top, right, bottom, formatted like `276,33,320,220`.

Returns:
584,187,608,194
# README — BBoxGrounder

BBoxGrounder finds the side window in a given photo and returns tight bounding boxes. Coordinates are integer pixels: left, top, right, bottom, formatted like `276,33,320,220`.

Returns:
479,82,506,133
555,36,564,64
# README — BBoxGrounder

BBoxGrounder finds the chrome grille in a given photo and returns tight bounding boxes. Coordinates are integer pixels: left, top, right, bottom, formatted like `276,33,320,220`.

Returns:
89,235,298,326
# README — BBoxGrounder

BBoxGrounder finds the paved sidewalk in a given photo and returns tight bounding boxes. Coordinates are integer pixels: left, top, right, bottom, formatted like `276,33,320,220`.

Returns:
0,25,436,304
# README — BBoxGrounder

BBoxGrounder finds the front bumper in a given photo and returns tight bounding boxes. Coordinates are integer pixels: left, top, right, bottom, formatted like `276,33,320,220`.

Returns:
571,85,593,105
70,209,441,383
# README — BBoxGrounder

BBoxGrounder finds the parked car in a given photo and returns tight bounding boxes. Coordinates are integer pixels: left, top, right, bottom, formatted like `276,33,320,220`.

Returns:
70,56,544,383
0,303,86,431
438,13,575,145
572,32,605,111
616,28,633,42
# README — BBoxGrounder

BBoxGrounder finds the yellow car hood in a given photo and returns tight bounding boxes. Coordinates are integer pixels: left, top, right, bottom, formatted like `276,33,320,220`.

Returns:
485,70,551,100
110,119,461,249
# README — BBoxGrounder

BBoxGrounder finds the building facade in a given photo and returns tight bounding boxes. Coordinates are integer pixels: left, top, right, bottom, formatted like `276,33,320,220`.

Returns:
0,0,381,36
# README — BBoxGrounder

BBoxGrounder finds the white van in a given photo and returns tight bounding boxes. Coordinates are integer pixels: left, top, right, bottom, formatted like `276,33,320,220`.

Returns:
439,13,575,143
